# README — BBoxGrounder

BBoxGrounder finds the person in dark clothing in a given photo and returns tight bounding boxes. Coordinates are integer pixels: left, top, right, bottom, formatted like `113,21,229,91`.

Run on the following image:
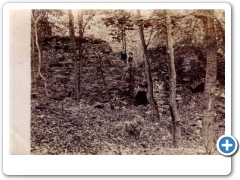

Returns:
120,51,127,63
128,52,133,64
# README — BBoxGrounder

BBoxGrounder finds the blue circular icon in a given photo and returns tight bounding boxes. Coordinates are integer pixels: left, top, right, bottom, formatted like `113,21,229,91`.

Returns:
217,135,238,156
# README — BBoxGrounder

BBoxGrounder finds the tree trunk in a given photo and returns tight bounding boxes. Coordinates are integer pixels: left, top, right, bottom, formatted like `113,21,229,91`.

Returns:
137,10,160,121
121,29,124,51
121,29,127,54
201,11,217,154
31,36,38,91
129,63,135,97
32,12,49,97
123,30,127,53
165,10,181,148
68,10,79,100
78,10,84,99
95,52,114,110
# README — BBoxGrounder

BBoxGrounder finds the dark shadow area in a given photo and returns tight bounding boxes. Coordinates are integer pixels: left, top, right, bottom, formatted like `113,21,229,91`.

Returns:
135,91,148,106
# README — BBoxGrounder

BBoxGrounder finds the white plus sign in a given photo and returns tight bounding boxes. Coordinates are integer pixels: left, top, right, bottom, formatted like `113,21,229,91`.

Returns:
222,139,233,151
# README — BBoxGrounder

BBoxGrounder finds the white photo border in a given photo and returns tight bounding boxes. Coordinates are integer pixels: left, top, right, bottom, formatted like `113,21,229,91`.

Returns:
3,2,231,175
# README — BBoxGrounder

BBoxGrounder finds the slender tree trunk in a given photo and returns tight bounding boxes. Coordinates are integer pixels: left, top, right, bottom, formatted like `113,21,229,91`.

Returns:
201,11,217,154
31,36,38,91
68,10,79,100
120,28,127,54
78,10,84,99
165,10,181,148
121,29,124,50
137,10,160,121
32,12,49,97
129,63,135,97
123,30,127,53
95,52,114,110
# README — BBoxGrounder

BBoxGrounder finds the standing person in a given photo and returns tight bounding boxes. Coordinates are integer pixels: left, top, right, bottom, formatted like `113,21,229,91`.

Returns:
121,51,127,63
128,52,133,65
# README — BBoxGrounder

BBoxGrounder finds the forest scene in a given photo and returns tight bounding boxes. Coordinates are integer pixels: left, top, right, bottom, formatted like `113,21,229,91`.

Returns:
31,9,225,155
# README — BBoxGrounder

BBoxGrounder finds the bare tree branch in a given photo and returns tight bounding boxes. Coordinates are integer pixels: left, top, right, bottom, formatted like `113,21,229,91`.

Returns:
214,18,225,35
146,26,154,48
171,13,194,20
31,11,43,24
82,11,95,33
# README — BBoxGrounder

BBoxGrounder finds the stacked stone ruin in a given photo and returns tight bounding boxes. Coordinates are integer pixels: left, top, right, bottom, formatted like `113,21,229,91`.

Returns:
32,37,130,104
32,37,225,121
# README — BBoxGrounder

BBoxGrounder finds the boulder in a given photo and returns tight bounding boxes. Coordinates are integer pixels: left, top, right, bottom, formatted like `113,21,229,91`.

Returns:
197,120,203,128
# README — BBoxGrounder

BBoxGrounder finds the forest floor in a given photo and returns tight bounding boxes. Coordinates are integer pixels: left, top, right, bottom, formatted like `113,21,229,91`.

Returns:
31,40,224,155
31,94,220,155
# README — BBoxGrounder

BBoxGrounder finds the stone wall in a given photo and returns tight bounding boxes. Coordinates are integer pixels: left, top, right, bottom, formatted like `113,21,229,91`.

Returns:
32,36,225,126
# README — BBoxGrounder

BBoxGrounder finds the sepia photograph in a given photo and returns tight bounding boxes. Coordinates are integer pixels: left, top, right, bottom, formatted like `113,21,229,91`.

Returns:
29,9,225,155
